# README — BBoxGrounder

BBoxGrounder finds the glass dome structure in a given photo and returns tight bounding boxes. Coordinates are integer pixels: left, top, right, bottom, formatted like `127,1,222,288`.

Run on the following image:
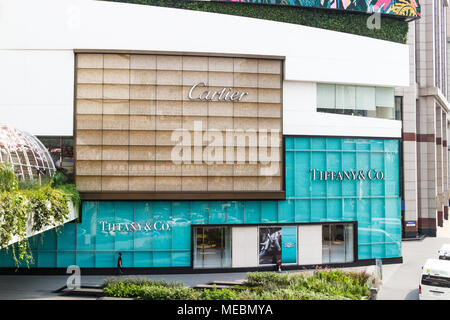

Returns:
0,125,56,181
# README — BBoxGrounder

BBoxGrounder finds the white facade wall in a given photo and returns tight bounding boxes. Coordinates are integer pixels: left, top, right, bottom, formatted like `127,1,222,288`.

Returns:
0,0,407,137
298,225,323,265
231,227,258,268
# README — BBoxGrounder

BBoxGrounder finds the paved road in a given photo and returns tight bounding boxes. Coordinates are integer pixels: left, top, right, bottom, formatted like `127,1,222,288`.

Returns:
378,220,450,300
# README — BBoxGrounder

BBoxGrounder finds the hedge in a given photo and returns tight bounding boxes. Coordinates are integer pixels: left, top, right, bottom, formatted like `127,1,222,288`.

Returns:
104,0,409,43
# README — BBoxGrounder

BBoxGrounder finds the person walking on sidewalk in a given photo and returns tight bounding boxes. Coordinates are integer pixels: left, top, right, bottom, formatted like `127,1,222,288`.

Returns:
117,252,123,275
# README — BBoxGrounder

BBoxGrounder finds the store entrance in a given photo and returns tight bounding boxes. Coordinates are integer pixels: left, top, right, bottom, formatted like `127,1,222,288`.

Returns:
193,227,231,268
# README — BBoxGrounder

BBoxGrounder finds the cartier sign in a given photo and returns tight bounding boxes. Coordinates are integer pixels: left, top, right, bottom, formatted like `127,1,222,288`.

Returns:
188,82,249,102
310,169,385,181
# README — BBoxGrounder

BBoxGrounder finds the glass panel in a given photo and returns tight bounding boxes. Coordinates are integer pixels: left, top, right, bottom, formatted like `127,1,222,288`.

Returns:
336,85,356,110
345,224,354,262
193,227,231,268
317,84,336,109
376,87,395,108
330,224,345,263
356,86,376,111
322,225,330,264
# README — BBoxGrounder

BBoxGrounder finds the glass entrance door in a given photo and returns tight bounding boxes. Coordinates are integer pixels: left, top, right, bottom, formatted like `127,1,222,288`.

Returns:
193,227,231,268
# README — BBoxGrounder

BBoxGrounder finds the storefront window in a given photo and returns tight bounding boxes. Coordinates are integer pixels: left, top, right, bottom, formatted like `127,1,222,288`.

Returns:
193,227,231,268
322,224,354,264
259,226,297,265
37,136,74,182
317,84,398,120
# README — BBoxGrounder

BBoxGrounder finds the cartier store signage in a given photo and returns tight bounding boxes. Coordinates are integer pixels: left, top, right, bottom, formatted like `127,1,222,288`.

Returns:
188,82,249,102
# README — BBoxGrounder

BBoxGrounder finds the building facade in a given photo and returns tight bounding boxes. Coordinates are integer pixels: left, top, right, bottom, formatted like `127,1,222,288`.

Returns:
0,0,414,272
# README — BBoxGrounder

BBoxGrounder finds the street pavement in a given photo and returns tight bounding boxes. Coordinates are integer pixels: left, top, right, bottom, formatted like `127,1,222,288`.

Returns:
377,220,450,300
0,220,449,300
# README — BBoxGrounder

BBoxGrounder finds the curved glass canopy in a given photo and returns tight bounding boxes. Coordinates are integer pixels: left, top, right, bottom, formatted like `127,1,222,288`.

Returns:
0,124,56,181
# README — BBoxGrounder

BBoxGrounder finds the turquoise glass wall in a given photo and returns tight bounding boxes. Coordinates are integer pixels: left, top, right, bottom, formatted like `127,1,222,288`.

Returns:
0,137,401,268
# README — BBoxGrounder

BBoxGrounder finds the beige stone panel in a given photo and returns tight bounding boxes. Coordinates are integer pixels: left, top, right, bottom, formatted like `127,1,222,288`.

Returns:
182,71,208,86
181,163,208,176
77,69,103,84
259,162,282,176
208,164,234,176
102,177,129,191
258,103,281,118
76,160,101,176
209,102,233,117
183,116,208,131
103,100,129,115
209,72,234,87
129,146,155,161
130,85,156,100
155,146,175,161
129,176,155,191
130,100,156,115
156,85,182,100
103,115,130,130
156,56,182,70
259,118,282,131
182,177,207,191
104,69,130,84
103,84,130,100
228,87,257,103
234,147,259,163
130,55,156,70
103,54,130,69
76,146,102,161
103,131,129,146
102,146,129,161
156,130,177,146
76,99,103,115
182,56,208,71
234,164,258,176
258,176,282,191
76,176,101,191
76,130,102,145
77,54,103,69
234,117,258,130
234,73,258,88
130,131,156,145
208,177,233,191
182,101,207,116
234,103,257,117
234,58,258,73
258,88,281,104
208,117,233,130
76,114,102,130
130,70,156,85
155,177,181,191
258,60,282,74
234,177,258,191
130,115,156,130
258,74,281,89
77,84,102,99
233,131,259,147
156,101,182,115
155,115,182,131
157,70,182,86
155,162,182,176
209,57,233,72
102,161,129,176
129,161,156,176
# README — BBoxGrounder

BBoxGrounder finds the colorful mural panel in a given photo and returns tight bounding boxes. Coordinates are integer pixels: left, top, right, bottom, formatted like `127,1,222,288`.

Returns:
206,0,421,18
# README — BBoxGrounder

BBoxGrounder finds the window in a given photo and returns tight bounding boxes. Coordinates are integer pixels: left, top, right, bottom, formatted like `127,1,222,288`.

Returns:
421,275,450,288
322,224,354,264
317,84,397,120
193,227,231,268
37,136,74,182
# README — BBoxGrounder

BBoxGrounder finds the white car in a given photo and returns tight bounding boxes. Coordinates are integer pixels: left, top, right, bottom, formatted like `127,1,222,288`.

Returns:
438,244,450,260
419,259,450,300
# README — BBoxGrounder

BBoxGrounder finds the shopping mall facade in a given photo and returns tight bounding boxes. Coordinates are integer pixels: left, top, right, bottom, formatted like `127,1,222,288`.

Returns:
0,0,418,273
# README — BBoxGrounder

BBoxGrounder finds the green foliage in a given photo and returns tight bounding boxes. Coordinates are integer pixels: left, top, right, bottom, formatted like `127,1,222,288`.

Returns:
0,163,18,192
0,163,80,267
102,270,370,300
105,0,409,43
201,285,239,300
